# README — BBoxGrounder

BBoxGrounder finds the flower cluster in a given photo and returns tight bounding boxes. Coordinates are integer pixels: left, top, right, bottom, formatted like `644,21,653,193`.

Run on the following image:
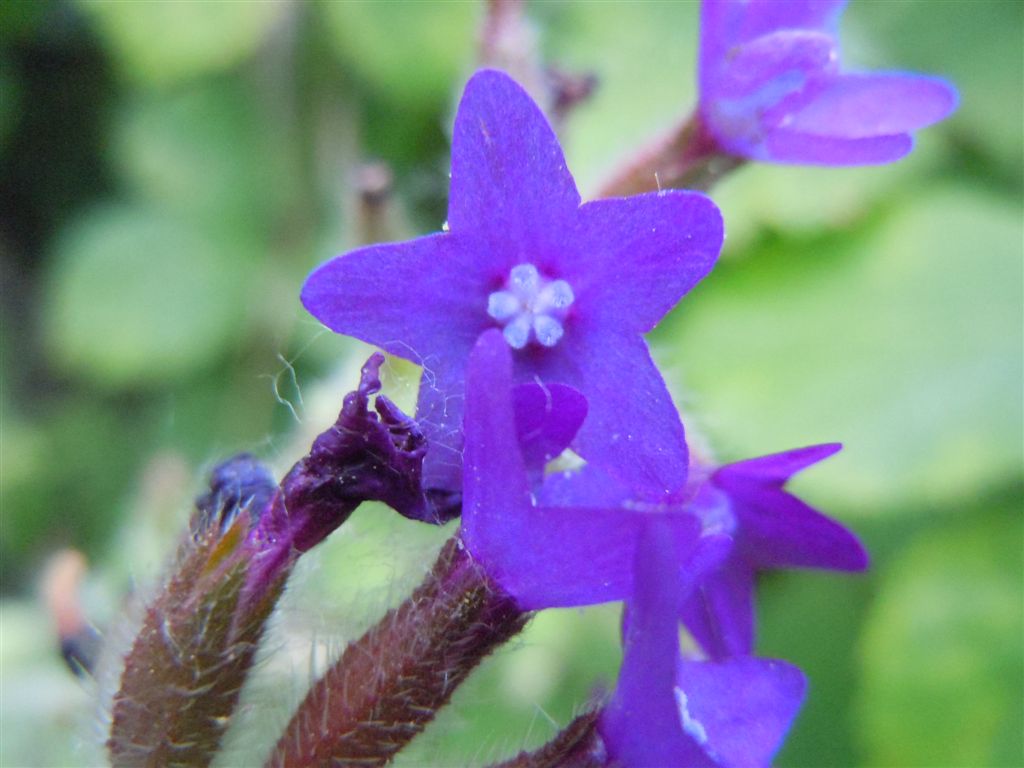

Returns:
303,68,872,764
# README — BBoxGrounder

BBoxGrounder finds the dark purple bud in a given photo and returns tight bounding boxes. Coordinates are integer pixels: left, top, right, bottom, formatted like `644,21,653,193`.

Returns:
192,453,276,540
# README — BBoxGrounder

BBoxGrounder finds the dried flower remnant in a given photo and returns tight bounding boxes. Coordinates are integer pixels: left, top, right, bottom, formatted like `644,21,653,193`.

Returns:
698,0,957,165
302,69,723,499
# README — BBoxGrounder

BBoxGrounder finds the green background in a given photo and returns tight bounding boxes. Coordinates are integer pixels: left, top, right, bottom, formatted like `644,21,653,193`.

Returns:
1,1,1020,766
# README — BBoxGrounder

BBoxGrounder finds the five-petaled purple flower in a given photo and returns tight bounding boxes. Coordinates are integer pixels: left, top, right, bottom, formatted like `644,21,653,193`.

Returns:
600,521,806,768
303,69,723,502
698,0,958,164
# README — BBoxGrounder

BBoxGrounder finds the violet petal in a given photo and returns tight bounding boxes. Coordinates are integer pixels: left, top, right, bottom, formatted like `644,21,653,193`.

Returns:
461,330,533,531
681,558,757,659
566,191,722,334
600,520,712,768
784,73,959,138
714,443,841,485
676,656,806,768
513,381,588,476
531,330,691,499
448,69,581,249
709,30,836,100
699,0,956,166
536,463,631,508
733,490,868,571
714,444,868,571
302,233,488,361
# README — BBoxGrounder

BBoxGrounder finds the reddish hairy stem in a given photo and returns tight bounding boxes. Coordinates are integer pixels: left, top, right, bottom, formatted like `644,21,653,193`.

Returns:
266,536,529,768
107,517,287,768
596,113,744,198
489,710,608,768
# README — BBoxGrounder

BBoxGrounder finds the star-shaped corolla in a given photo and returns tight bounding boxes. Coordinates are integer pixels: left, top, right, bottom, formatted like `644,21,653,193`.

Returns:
302,69,723,500
460,330,728,610
682,444,869,658
599,520,806,768
698,0,958,165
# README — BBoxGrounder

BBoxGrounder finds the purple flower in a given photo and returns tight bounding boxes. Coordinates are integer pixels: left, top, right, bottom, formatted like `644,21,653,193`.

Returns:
302,69,723,498
460,330,727,610
540,442,867,658
682,444,869,658
599,520,806,768
698,0,958,165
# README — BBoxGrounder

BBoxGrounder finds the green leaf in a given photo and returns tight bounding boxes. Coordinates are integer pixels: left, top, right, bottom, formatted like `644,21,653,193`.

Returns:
44,205,249,387
710,133,947,251
76,0,285,87
320,2,477,108
113,83,286,230
856,510,1023,766
657,185,1023,511
845,0,1024,172
0,603,98,767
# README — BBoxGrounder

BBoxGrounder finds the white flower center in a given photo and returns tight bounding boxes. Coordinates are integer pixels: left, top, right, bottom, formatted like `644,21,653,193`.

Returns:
487,263,575,349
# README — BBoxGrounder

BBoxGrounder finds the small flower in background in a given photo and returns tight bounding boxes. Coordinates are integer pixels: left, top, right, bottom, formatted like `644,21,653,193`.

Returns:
599,521,806,768
302,69,723,499
698,0,958,165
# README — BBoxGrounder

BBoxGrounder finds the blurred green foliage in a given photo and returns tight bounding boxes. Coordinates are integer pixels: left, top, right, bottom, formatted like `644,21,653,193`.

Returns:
1,1,1020,767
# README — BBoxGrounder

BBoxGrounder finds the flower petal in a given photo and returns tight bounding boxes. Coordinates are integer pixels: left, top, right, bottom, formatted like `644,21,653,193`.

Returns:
566,191,723,334
734,0,846,41
448,69,580,256
536,464,631,508
714,444,868,571
701,0,844,73
460,331,629,608
786,73,959,138
480,504,643,609
711,29,836,100
513,381,587,476
600,520,712,767
764,128,913,165
301,232,488,361
681,558,756,659
735,491,868,571
715,443,842,487
526,331,690,498
676,656,806,768
461,330,532,535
